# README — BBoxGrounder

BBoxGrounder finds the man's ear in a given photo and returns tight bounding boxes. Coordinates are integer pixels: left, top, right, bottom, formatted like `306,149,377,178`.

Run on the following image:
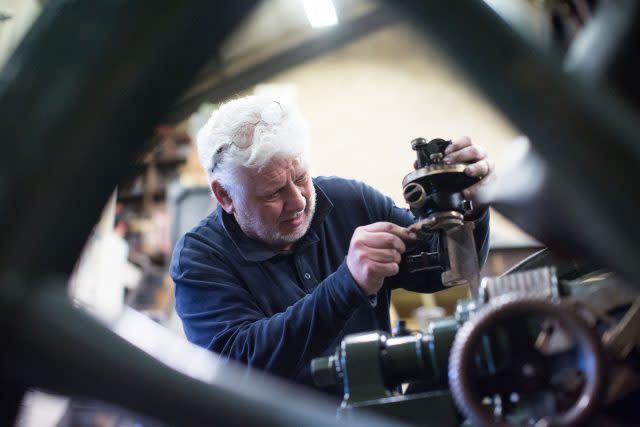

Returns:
211,180,235,214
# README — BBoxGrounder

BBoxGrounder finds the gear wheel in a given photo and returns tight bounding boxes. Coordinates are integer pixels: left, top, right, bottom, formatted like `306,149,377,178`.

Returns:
448,295,604,427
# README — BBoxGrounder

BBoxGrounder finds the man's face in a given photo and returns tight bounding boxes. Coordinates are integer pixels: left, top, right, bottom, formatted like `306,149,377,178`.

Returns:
233,157,316,251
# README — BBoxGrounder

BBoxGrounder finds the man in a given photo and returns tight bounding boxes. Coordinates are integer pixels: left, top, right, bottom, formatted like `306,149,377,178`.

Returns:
170,95,492,391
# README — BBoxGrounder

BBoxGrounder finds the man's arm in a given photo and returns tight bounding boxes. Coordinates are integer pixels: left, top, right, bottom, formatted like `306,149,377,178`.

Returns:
171,236,369,379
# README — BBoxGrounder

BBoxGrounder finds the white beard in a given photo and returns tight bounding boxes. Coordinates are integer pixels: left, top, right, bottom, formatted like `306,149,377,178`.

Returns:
236,184,317,249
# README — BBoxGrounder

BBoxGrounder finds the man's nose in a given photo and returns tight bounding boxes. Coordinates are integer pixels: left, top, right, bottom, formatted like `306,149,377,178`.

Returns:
285,183,306,212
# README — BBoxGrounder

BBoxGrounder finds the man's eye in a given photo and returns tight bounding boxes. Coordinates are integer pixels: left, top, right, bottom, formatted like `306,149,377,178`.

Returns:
296,175,307,184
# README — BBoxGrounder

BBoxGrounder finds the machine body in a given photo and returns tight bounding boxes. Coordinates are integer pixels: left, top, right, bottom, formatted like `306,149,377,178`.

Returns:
312,263,640,426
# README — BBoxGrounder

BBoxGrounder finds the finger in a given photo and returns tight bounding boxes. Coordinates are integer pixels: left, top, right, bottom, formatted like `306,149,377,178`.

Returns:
358,231,407,253
444,136,472,155
444,144,486,164
362,222,417,242
357,247,402,264
465,158,492,177
463,179,489,200
462,184,479,200
368,260,401,278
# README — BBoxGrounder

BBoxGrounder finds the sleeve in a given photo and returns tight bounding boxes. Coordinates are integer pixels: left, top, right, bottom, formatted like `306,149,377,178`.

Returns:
354,181,491,293
170,236,370,379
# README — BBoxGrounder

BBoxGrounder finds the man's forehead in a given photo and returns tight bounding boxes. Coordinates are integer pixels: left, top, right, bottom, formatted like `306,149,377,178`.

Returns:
253,157,305,178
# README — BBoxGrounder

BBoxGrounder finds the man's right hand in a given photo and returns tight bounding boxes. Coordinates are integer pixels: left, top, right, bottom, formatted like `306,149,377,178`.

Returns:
346,222,416,296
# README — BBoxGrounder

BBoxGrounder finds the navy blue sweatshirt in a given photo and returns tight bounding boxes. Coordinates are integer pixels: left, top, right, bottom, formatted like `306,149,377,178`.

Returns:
170,176,489,389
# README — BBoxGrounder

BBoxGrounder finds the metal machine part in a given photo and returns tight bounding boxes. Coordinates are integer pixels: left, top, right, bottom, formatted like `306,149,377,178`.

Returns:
311,318,458,397
402,137,477,219
405,213,479,292
312,268,566,414
448,296,604,427
312,267,562,399
311,319,460,426
440,221,480,291
480,266,560,302
312,261,640,426
402,138,481,294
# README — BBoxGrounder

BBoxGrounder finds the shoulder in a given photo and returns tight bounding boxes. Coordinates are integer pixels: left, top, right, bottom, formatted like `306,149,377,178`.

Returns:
313,176,398,225
183,208,225,247
170,208,228,276
313,176,384,202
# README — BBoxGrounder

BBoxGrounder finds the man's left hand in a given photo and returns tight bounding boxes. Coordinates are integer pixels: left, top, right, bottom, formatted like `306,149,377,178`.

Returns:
443,136,494,200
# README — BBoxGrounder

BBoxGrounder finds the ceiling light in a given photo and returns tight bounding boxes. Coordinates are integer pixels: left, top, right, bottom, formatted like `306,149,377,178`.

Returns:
303,0,338,28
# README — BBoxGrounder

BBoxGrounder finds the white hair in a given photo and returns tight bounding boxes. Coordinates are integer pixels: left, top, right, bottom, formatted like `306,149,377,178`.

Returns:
196,95,311,198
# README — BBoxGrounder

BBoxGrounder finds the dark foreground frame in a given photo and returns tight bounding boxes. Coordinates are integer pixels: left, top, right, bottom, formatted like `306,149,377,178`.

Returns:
0,1,638,426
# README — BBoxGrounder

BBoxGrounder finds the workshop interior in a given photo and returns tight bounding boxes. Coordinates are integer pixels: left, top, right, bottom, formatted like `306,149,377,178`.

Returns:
1,0,639,426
